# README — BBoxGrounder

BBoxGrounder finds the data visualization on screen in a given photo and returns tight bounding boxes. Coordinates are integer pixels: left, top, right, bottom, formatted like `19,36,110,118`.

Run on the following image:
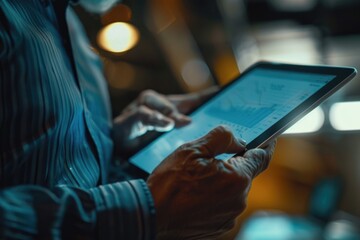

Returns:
130,68,336,173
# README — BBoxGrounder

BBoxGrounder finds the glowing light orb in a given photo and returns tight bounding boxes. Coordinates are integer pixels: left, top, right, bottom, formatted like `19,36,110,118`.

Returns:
97,22,139,53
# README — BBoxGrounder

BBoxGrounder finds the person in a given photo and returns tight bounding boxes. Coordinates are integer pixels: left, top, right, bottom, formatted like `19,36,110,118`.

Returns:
0,0,276,239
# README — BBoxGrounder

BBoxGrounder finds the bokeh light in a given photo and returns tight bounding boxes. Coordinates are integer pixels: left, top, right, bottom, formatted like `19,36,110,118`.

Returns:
97,22,139,53
330,101,360,131
284,107,324,134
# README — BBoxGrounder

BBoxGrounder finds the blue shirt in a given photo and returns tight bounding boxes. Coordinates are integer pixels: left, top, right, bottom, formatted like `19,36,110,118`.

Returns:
0,0,155,239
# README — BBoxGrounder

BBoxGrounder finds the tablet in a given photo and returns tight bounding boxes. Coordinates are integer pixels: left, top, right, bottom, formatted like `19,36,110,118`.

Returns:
129,61,357,174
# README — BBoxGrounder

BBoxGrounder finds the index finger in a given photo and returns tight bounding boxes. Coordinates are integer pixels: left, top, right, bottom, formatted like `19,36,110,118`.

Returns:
190,125,246,158
140,90,192,126
168,86,220,114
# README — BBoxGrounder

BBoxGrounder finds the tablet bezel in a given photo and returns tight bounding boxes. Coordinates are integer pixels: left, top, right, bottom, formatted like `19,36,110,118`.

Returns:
125,61,357,177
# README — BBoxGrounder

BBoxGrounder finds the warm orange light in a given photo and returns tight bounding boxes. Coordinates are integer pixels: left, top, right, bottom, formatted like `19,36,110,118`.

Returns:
101,4,132,25
97,22,139,53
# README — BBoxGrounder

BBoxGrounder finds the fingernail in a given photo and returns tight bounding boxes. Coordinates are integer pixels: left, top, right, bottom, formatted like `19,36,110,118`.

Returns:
155,120,175,132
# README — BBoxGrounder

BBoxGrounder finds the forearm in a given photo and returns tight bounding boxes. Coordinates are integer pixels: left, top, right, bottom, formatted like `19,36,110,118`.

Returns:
0,180,156,240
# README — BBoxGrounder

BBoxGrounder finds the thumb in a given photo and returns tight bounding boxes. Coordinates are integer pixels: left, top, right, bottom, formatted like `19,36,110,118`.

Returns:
192,125,246,158
228,140,276,178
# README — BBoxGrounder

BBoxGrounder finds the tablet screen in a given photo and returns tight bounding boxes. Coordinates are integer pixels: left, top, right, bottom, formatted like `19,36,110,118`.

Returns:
129,64,354,174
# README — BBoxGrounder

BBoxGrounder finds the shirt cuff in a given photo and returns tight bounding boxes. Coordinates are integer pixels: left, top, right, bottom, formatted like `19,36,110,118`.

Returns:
89,180,156,240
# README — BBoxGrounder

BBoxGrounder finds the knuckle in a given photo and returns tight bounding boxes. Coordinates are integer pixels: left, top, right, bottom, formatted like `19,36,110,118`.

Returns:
211,125,235,144
139,89,157,103
215,125,230,133
137,105,150,116
136,106,156,123
141,89,156,97
177,142,193,151
211,125,232,138
138,105,147,112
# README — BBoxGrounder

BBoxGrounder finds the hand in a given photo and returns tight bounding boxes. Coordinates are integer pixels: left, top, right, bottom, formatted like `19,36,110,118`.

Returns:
113,87,219,149
147,126,276,239
165,85,219,117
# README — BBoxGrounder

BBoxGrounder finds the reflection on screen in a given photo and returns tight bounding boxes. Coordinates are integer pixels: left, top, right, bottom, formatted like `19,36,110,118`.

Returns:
130,68,335,173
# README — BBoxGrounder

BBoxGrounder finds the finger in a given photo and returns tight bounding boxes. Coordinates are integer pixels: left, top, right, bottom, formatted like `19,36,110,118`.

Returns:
169,112,191,127
140,90,191,127
191,125,246,157
137,106,175,132
256,139,276,156
140,90,174,115
168,85,220,114
196,85,220,103
228,140,276,178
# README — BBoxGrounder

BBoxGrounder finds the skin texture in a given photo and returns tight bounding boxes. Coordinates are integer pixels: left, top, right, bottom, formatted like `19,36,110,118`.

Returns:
147,126,276,239
113,87,276,239
113,87,219,148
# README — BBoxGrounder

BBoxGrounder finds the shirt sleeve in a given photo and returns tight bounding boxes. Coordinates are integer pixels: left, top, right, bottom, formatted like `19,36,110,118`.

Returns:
0,180,156,240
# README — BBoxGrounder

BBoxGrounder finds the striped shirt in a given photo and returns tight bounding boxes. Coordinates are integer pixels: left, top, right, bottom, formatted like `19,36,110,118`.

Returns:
0,0,155,239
